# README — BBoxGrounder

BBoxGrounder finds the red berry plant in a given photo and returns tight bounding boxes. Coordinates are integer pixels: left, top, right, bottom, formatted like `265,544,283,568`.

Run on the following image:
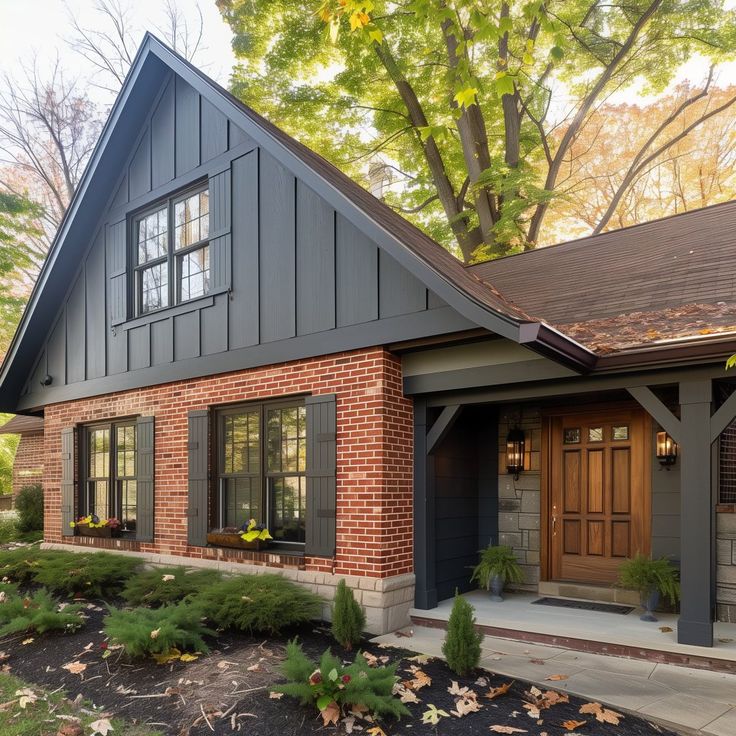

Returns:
273,639,409,726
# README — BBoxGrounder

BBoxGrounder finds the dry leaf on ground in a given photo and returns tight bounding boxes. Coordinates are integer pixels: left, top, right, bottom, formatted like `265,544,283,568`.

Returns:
62,662,87,675
579,702,623,725
15,688,37,708
268,692,283,700
545,674,568,681
320,700,340,727
421,704,449,725
366,726,386,736
89,718,114,736
485,682,514,700
489,727,528,734
562,719,587,731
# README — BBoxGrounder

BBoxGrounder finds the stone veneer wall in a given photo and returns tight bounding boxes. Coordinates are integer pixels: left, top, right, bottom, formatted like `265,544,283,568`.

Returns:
716,511,736,622
497,406,542,589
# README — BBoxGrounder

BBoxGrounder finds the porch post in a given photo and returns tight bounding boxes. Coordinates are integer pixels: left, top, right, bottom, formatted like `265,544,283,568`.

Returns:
413,399,437,609
678,379,714,646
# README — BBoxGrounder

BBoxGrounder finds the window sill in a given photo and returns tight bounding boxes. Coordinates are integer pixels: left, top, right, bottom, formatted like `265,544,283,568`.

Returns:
203,543,306,569
120,288,229,331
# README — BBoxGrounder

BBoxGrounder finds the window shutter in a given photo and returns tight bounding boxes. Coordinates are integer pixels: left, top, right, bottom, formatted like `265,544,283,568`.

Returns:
187,410,210,546
305,394,337,557
136,416,155,542
107,220,127,325
61,427,76,537
208,168,231,292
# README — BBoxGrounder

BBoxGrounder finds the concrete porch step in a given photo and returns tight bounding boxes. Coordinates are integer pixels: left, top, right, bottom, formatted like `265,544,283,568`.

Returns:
537,580,640,606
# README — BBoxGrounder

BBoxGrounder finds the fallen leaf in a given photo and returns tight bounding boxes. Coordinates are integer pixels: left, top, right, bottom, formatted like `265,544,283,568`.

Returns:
342,715,363,734
15,688,37,708
150,628,160,640
392,683,420,704
395,629,413,638
659,626,673,633
179,653,198,662
579,702,622,725
485,682,514,700
403,668,431,691
21,638,33,645
475,676,490,687
57,722,84,736
562,719,587,731
421,704,449,726
62,662,87,675
320,700,340,727
246,663,261,672
152,648,181,664
489,727,527,734
448,681,472,697
530,658,546,665
452,697,482,717
361,651,389,667
406,653,432,664
89,718,114,736
162,574,175,582
268,691,284,700
545,674,568,681
366,727,386,736
718,638,734,644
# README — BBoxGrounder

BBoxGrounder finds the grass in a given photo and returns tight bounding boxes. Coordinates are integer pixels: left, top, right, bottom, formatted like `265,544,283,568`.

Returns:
0,671,163,736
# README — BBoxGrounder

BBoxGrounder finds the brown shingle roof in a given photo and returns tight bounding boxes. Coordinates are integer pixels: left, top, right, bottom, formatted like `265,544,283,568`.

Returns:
0,415,43,435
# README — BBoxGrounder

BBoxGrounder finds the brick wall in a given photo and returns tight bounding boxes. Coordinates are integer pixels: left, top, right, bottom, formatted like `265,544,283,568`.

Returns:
43,347,413,580
13,431,44,497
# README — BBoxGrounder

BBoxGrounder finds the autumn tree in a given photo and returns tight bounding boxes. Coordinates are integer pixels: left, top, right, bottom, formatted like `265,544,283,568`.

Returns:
217,0,736,261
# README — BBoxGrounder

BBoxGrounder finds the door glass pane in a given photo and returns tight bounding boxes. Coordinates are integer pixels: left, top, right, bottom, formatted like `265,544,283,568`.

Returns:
612,425,629,440
267,406,307,473
270,476,306,543
588,427,604,442
222,477,261,529
563,428,580,444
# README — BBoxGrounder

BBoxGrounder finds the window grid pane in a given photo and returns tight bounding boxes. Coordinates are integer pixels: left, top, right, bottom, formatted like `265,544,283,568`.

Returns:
175,190,210,250
137,207,168,264
140,263,169,313
178,246,210,302
270,476,306,543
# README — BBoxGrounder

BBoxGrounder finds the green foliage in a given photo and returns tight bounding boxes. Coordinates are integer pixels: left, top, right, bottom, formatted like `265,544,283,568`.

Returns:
618,555,680,605
470,545,524,588
197,574,323,635
14,485,43,533
441,592,483,676
0,415,19,498
274,639,410,720
331,579,365,650
104,602,213,658
219,0,736,258
0,546,46,585
31,552,142,598
0,588,84,636
121,566,223,607
0,518,41,545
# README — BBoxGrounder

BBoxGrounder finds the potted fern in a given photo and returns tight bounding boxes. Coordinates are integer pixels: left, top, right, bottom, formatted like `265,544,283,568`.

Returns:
618,555,680,622
470,545,524,601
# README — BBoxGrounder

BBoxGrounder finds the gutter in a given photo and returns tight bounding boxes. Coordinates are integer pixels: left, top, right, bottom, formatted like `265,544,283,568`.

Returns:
518,322,598,372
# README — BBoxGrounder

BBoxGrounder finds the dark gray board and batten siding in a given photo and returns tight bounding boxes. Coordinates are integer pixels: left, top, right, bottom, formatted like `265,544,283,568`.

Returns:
20,71,469,411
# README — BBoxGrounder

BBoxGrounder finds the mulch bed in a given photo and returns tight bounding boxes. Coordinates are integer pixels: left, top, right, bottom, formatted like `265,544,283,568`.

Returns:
1,601,678,736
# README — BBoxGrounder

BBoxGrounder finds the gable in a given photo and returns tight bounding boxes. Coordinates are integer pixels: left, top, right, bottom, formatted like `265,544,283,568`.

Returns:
12,69,473,412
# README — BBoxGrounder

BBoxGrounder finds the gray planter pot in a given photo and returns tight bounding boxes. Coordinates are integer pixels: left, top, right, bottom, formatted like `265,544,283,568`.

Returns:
489,574,505,602
640,589,660,622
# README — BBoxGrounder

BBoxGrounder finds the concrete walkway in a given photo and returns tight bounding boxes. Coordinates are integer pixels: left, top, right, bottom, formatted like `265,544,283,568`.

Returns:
372,625,736,736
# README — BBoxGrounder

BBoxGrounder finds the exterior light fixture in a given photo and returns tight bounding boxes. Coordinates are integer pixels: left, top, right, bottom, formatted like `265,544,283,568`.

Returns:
506,427,525,480
656,430,678,468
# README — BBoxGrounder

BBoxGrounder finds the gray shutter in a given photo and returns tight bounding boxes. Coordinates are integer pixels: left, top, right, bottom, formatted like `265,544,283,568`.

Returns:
187,410,209,546
61,427,76,537
107,220,127,325
136,416,155,542
305,394,337,557
208,168,231,292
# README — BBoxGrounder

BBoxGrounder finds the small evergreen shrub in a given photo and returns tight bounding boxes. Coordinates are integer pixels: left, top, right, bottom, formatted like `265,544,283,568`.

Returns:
0,588,84,636
197,574,322,635
15,484,43,533
331,579,365,650
32,552,142,598
104,602,213,658
274,639,409,721
442,592,483,676
122,566,222,607
0,546,47,584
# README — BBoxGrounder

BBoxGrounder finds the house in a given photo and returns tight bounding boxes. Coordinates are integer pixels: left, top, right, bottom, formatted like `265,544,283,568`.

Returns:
0,415,44,499
2,34,736,646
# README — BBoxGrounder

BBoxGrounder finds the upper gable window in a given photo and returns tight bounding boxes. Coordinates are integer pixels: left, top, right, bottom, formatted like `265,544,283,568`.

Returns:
133,185,211,316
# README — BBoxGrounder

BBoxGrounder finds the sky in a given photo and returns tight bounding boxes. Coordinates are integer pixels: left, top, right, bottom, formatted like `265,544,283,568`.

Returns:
0,0,237,98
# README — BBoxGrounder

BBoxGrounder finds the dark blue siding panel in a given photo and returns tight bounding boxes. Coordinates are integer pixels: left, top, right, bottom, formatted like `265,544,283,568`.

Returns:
128,128,151,200
379,250,427,318
85,233,106,379
174,311,200,361
201,294,228,355
151,319,173,365
175,77,200,176
229,151,259,349
259,151,295,343
47,314,66,387
66,273,86,384
229,122,250,149
201,98,228,162
128,324,151,371
335,214,378,327
151,77,175,188
296,182,335,335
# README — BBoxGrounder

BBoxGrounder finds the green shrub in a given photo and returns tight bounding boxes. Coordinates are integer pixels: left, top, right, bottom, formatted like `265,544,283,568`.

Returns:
442,592,483,676
15,484,43,533
274,639,409,721
618,555,680,605
470,545,524,589
0,546,47,584
104,602,213,658
122,566,222,607
0,588,84,636
331,579,365,650
32,552,142,598
197,574,322,635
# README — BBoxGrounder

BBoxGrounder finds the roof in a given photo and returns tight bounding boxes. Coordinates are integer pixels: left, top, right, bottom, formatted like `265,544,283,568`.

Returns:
0,415,43,435
468,202,736,353
0,34,596,409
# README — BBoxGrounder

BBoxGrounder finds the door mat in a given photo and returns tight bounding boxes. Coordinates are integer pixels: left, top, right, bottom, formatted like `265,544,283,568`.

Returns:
532,596,634,615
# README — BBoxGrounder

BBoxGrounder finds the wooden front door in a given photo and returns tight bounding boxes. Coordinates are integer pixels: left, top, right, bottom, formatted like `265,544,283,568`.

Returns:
549,408,650,584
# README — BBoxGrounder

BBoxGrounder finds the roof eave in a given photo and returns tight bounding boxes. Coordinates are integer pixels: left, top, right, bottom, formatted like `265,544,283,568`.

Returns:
518,322,598,372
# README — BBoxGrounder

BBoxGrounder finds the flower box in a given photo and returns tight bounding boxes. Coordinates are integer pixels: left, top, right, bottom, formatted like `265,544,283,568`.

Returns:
206,532,268,551
76,526,120,538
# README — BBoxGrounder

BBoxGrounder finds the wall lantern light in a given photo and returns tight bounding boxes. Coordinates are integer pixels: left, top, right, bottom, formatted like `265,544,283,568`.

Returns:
656,430,678,468
506,427,525,480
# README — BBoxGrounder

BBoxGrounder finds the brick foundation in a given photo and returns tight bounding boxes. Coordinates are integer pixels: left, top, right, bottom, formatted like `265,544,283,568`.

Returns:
42,347,415,632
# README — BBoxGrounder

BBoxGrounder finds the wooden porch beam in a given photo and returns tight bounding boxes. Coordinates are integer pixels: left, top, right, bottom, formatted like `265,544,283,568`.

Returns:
627,386,682,444
711,388,736,443
426,404,462,455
